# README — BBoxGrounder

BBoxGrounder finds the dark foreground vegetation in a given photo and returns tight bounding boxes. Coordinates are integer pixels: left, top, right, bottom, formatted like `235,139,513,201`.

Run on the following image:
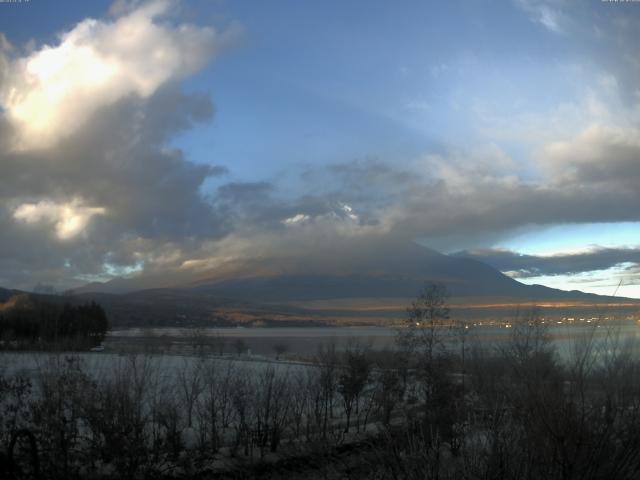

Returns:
2,284,640,479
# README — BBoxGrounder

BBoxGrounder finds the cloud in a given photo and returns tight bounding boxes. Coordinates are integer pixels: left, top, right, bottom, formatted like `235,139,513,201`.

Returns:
0,0,228,151
542,124,640,187
213,115,640,261
453,247,640,278
13,198,107,240
515,0,569,33
167,117,640,281
0,1,237,290
1,0,640,292
282,213,310,225
516,0,640,103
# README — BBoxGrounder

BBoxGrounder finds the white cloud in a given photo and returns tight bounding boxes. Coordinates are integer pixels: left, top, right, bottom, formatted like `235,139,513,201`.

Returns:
281,204,360,229
282,213,310,225
0,0,220,150
515,0,568,34
340,203,358,221
13,198,107,240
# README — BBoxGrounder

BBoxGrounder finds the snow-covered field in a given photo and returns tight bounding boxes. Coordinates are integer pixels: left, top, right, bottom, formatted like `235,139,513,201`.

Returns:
0,351,309,382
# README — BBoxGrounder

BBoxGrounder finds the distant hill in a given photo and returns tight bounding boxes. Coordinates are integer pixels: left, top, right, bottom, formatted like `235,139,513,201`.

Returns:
0,287,16,302
72,288,332,328
74,276,177,295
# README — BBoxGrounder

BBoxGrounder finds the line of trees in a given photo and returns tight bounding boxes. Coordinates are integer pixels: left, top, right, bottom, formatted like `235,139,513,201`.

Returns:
0,295,109,349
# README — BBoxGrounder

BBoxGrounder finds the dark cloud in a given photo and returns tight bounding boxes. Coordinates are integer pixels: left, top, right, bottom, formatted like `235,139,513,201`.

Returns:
288,130,640,248
453,247,640,278
0,2,234,290
0,87,227,232
182,130,640,281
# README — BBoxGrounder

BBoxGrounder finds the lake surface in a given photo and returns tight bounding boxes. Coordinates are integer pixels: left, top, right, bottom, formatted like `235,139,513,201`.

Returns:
2,322,640,380
107,321,640,359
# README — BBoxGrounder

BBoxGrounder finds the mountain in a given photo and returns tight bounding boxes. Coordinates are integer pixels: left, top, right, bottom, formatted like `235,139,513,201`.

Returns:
187,243,612,303
61,242,640,327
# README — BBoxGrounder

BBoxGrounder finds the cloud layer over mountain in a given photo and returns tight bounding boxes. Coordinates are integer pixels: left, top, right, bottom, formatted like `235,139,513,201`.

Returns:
454,247,640,280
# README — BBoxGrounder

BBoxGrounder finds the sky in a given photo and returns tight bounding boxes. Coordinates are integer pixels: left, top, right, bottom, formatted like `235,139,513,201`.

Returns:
1,0,640,297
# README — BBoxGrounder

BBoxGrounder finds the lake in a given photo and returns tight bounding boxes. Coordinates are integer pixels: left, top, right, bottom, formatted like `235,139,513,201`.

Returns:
106,321,640,359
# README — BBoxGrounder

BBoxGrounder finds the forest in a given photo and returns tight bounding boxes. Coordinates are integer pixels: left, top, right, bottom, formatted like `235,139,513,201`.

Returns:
0,296,109,349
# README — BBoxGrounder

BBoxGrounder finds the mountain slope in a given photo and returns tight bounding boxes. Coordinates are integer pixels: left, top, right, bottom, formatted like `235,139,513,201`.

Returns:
188,243,614,303
64,242,639,326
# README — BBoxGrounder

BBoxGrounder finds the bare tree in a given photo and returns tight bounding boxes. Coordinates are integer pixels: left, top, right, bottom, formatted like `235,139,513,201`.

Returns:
211,333,227,356
337,341,371,433
397,283,450,362
397,283,459,443
253,366,292,455
81,355,156,479
178,358,203,428
315,342,339,441
229,368,252,456
32,355,94,479
289,370,310,439
233,338,248,356
273,342,289,360
373,352,406,427
187,326,205,355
